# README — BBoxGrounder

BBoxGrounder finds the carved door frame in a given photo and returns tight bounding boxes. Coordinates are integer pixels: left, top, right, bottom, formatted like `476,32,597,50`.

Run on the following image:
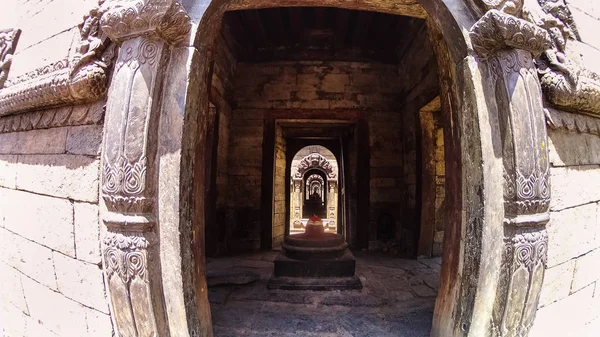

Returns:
96,1,552,337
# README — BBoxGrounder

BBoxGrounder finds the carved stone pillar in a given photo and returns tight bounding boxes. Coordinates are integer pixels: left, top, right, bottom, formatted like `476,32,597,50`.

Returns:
327,180,337,230
98,1,190,336
470,10,552,337
293,179,302,222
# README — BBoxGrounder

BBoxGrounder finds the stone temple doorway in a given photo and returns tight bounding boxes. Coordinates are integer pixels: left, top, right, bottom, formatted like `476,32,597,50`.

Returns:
288,145,340,234
202,5,446,336
96,0,554,335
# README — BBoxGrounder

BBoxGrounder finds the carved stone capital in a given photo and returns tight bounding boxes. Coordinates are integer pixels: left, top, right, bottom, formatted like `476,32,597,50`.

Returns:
0,28,21,89
470,9,551,58
100,0,191,44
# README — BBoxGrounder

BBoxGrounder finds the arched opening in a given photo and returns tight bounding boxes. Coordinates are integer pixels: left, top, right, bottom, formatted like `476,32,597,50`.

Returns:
96,0,553,334
289,145,339,234
196,4,460,336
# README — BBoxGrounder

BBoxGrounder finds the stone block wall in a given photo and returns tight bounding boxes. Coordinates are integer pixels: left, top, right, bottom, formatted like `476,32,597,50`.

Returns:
273,125,286,246
226,109,264,251
0,102,112,337
529,127,600,336
234,61,404,110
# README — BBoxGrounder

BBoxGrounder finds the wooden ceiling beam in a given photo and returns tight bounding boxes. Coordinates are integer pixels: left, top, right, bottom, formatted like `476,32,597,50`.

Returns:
334,8,350,51
244,9,272,48
264,8,286,46
351,11,373,49
287,7,305,46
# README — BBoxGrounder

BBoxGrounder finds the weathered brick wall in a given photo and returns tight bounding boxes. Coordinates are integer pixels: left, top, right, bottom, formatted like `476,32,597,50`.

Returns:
0,102,112,337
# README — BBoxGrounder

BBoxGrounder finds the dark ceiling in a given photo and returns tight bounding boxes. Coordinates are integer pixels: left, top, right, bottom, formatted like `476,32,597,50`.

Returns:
222,7,425,63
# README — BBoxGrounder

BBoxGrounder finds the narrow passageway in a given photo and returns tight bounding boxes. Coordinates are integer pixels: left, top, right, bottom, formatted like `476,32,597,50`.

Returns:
207,251,440,336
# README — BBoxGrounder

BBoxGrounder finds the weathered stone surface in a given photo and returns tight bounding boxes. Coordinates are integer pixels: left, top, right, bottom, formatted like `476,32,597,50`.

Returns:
16,154,99,202
0,300,28,337
530,284,595,337
67,125,103,156
84,307,113,337
0,262,29,314
74,202,101,264
0,155,17,188
547,203,597,267
53,252,107,313
538,259,575,307
24,317,60,337
571,249,600,293
21,276,88,336
0,127,67,154
550,166,600,211
0,188,74,257
548,129,600,167
5,0,97,52
0,227,57,290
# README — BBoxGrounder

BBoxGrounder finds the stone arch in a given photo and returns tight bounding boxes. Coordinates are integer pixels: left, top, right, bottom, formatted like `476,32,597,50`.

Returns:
96,1,552,337
289,146,339,233
292,152,338,181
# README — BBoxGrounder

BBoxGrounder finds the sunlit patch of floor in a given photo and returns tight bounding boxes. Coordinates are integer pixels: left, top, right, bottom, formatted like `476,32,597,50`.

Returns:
207,250,441,337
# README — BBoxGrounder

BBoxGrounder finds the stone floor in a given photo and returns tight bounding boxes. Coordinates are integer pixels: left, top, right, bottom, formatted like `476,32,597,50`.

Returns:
207,250,441,337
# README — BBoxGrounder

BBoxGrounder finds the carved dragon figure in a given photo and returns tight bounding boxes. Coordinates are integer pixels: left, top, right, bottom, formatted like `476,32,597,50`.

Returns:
0,29,20,88
476,0,600,115
523,0,600,115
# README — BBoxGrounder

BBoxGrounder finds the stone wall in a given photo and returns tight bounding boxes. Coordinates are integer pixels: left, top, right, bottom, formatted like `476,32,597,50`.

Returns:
529,126,600,336
528,2,600,335
234,61,403,110
0,102,112,337
0,0,98,87
273,124,286,246
226,109,264,251
432,115,445,256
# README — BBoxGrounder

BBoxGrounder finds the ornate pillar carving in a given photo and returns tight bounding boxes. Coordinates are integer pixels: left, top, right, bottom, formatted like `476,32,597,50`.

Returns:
291,179,302,229
471,9,552,337
327,180,337,230
98,1,190,336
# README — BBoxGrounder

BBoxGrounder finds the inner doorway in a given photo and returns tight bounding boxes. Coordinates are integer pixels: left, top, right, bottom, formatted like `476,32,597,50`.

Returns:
204,4,445,336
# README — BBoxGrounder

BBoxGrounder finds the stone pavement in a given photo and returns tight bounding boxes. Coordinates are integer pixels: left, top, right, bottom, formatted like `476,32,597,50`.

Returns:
207,250,441,337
